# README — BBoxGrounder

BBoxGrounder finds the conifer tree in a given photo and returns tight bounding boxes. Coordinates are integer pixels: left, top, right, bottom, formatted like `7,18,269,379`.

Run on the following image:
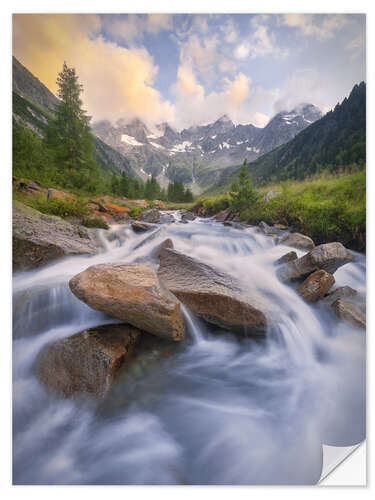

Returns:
45,61,100,191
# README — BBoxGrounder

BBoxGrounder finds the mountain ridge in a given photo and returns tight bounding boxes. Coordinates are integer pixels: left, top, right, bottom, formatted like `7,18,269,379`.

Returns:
206,81,366,193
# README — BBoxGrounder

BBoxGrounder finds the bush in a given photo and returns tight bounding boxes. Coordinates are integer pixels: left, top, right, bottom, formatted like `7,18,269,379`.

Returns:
81,216,109,229
18,194,90,219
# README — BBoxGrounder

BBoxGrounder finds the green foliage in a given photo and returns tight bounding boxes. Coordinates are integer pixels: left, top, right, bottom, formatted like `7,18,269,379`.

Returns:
13,192,89,219
44,62,101,192
13,121,55,185
167,180,194,202
81,216,109,229
193,194,231,215
230,160,259,211
243,82,366,186
195,171,365,250
129,206,146,217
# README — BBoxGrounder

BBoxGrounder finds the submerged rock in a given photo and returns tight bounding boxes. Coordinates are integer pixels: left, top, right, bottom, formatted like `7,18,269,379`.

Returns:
131,221,156,233
279,232,315,250
181,211,196,223
13,201,98,271
36,323,141,396
331,299,366,329
297,270,335,302
324,286,358,305
158,248,273,335
275,251,298,265
278,242,354,281
69,263,185,341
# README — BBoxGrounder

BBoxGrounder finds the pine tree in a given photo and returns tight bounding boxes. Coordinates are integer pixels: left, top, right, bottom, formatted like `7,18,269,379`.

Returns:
230,159,259,211
45,61,100,191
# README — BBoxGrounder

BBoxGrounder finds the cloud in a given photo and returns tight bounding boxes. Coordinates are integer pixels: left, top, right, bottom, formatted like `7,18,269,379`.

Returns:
13,14,174,126
346,33,365,59
172,66,256,128
272,69,328,113
100,14,173,44
221,18,239,44
234,19,288,60
254,112,270,127
282,14,348,40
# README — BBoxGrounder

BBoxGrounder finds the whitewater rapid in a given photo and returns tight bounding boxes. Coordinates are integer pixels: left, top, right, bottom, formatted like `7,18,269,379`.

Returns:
12,213,366,484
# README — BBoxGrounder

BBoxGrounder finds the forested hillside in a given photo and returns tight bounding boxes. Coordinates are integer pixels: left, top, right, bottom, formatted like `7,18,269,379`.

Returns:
208,82,365,192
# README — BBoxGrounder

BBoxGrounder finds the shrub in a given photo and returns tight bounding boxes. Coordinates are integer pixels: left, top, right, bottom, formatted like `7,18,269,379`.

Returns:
81,216,109,229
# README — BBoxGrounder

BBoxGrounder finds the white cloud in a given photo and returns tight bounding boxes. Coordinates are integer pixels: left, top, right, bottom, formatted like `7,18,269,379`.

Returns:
346,33,365,59
282,14,348,40
101,14,173,44
172,67,253,129
234,20,288,60
254,112,269,127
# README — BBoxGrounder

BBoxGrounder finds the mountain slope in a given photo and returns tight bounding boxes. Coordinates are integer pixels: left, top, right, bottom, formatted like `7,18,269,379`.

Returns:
12,57,139,179
92,105,322,191
207,82,366,192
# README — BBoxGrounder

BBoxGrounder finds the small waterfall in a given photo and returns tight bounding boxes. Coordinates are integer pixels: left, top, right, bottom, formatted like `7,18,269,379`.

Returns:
181,304,206,343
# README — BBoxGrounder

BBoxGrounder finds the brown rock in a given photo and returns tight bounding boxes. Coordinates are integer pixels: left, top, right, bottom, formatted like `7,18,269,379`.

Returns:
331,299,366,329
214,209,231,222
324,286,358,305
278,242,354,282
297,270,335,302
151,238,174,259
131,221,156,232
158,248,274,335
154,200,166,209
36,323,141,396
13,201,98,271
181,211,196,223
273,223,288,230
137,208,161,223
275,251,298,265
279,232,315,250
69,263,185,341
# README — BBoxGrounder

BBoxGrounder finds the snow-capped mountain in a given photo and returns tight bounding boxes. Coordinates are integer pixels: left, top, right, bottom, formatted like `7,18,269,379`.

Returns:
92,104,322,192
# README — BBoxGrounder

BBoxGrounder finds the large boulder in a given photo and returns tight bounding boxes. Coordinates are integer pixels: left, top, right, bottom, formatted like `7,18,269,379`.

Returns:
331,299,366,329
297,270,335,302
158,248,273,335
323,286,358,305
36,324,141,396
13,178,46,195
151,238,174,259
278,242,354,282
13,201,98,271
69,263,185,341
279,232,315,250
137,208,161,224
275,251,297,265
131,221,156,233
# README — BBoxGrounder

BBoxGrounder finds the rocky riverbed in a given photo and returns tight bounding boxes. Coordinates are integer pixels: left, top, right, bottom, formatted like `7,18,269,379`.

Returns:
13,203,366,484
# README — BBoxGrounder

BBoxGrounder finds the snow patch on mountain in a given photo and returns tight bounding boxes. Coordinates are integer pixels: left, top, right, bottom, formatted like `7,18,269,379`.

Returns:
121,134,144,146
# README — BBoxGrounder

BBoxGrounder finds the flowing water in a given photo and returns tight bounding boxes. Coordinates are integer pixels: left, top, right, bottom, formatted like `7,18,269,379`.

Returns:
12,213,366,485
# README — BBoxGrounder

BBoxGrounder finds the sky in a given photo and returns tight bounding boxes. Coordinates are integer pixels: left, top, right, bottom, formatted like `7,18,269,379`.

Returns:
13,13,366,130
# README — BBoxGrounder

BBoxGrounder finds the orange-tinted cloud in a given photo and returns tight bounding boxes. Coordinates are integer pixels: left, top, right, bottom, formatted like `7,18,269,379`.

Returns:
13,14,174,125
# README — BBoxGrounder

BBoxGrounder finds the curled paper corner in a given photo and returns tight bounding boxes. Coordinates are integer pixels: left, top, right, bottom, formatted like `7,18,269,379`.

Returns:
319,441,365,484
